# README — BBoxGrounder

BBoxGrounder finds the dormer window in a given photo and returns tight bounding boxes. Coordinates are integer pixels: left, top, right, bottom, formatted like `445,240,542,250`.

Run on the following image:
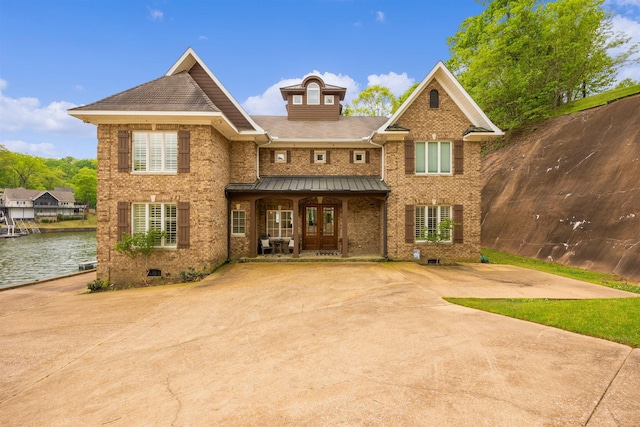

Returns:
292,95,302,105
307,83,320,105
324,95,334,105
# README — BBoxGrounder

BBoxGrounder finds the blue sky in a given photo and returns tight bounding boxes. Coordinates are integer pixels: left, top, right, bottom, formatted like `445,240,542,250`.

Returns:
1,0,638,160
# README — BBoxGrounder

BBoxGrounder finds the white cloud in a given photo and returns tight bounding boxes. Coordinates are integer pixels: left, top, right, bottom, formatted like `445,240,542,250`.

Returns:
148,8,164,22
376,11,385,22
198,35,209,40
242,72,361,115
366,72,415,96
0,82,94,136
608,0,640,8
609,15,640,82
2,140,61,157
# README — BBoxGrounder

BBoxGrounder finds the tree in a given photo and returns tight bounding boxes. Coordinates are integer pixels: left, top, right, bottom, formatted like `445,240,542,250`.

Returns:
392,83,419,114
73,167,97,208
346,85,396,117
10,153,46,188
447,0,637,129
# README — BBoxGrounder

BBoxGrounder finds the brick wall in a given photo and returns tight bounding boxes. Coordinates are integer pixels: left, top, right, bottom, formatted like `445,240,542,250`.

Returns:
259,147,381,176
96,124,231,285
385,80,482,262
230,141,257,183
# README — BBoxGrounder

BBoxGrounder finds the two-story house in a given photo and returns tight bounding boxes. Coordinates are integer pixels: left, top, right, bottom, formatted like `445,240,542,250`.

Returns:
69,48,502,285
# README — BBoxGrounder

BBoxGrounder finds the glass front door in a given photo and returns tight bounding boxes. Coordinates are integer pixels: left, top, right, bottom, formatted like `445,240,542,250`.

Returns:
303,205,337,250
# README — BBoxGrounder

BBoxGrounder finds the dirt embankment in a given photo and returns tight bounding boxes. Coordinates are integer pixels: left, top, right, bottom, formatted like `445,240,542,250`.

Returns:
481,94,640,280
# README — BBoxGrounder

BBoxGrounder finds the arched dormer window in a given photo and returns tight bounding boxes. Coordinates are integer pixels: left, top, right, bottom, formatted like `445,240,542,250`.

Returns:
307,83,320,105
429,89,439,108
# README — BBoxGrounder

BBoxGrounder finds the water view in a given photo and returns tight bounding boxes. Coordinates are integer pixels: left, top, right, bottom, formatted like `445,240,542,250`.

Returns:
0,231,96,289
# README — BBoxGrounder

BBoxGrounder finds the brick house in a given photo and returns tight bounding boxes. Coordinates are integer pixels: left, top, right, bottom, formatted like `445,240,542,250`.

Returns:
69,48,502,284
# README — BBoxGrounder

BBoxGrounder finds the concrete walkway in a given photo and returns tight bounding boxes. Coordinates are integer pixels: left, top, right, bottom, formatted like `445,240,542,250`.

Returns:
0,263,638,426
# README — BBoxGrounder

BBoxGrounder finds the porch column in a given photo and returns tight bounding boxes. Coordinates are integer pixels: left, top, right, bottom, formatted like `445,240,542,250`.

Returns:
293,197,300,258
249,197,257,258
342,197,349,258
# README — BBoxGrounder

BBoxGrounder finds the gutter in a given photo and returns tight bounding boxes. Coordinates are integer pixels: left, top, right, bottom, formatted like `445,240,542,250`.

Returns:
366,134,385,181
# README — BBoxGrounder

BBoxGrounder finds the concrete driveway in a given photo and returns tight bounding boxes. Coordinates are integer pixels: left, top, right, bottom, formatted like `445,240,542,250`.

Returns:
0,262,638,426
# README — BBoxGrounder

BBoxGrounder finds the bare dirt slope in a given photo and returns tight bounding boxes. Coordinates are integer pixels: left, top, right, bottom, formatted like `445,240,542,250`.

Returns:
482,94,640,280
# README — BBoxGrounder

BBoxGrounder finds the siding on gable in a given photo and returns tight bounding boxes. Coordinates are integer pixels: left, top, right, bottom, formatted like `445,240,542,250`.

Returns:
189,62,255,131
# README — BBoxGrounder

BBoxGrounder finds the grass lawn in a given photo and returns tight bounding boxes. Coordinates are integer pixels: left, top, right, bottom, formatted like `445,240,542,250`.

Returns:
38,213,97,229
448,249,640,347
445,297,640,348
555,84,640,116
481,248,640,294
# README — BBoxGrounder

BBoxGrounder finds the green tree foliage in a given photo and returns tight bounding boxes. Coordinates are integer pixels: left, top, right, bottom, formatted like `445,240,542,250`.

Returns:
0,147,97,206
346,85,396,117
447,0,637,129
73,167,98,208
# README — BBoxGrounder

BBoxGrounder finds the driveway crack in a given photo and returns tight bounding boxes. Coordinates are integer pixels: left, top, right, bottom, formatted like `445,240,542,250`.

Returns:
585,347,633,425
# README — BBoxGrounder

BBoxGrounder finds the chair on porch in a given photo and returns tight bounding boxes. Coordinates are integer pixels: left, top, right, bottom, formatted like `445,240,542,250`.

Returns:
260,235,273,255
288,239,295,254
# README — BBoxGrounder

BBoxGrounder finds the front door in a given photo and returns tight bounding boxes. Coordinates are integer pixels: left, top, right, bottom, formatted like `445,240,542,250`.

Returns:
303,205,338,250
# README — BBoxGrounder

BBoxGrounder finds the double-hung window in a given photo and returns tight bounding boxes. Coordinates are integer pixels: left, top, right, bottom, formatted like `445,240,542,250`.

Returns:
267,209,293,238
132,203,177,247
231,210,246,236
133,132,178,172
415,205,451,242
415,141,451,174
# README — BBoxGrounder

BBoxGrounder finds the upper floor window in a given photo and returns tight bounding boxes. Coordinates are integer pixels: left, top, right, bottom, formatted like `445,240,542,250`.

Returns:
307,83,320,105
292,95,303,105
429,90,439,108
133,132,177,173
415,141,451,174
324,95,334,105
132,203,177,247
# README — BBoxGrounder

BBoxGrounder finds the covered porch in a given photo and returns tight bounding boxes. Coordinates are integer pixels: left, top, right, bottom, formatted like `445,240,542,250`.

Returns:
225,176,390,260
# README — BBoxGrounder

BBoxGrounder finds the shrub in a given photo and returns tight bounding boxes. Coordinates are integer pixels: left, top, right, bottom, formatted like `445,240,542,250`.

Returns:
87,278,109,292
179,266,209,282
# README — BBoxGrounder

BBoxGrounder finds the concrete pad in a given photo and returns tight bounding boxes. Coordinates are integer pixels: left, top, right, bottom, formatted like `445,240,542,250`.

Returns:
0,263,637,425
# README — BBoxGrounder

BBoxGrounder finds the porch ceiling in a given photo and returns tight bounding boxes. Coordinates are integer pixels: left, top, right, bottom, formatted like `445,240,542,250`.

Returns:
225,176,390,194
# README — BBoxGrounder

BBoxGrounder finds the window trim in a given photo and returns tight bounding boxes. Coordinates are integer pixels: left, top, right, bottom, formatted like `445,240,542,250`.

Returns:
292,95,303,105
131,202,177,248
429,89,439,109
132,131,178,174
274,150,287,163
415,205,452,243
307,83,320,105
266,209,293,238
415,141,452,175
324,94,334,105
353,150,366,164
231,210,246,236
314,150,326,164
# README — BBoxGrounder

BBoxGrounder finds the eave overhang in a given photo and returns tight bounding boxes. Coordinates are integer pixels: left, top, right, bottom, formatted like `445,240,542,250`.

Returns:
67,110,268,142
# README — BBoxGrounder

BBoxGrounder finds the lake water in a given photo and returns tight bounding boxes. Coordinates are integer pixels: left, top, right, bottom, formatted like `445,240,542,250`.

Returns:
0,231,97,289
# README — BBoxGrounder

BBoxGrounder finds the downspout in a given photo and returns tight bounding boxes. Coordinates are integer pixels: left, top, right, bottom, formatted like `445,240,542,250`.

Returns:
226,192,231,263
383,193,388,259
256,133,275,180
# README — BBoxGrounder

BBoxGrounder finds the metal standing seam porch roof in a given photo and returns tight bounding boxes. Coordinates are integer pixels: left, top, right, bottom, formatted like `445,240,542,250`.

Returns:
225,176,390,194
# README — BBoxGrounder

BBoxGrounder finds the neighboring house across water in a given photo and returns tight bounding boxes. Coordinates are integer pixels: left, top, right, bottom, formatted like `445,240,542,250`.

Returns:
68,48,502,285
0,188,81,220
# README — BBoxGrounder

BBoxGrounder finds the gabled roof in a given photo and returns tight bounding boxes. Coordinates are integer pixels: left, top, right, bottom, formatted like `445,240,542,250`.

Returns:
3,188,76,203
70,72,220,112
252,116,387,142
69,48,266,141
378,61,503,141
